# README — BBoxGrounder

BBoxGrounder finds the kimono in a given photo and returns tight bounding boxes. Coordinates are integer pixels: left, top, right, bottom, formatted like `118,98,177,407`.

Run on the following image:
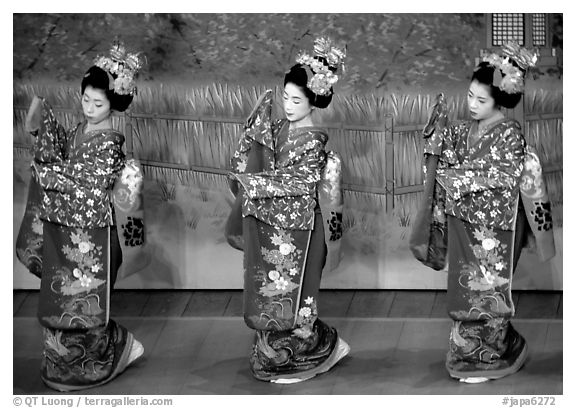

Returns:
15,98,143,391
226,90,347,382
416,98,555,380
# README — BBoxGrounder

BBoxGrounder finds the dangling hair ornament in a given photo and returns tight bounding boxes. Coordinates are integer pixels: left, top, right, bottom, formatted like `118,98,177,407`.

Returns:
94,40,144,96
481,41,538,94
296,37,346,96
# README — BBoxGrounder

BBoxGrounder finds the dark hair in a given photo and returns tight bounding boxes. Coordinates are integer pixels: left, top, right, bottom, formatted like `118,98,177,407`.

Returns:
471,61,523,109
81,65,134,112
283,59,334,109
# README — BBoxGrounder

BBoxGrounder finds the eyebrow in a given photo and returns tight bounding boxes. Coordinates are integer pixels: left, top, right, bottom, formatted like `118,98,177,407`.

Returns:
83,94,103,102
283,93,302,100
468,91,487,100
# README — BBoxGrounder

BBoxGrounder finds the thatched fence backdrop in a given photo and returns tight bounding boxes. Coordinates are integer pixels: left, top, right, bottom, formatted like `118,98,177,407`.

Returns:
13,82,563,289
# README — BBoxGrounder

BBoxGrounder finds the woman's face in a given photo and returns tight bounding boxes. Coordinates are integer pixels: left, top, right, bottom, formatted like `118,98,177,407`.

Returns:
283,82,314,126
82,85,111,125
467,79,499,121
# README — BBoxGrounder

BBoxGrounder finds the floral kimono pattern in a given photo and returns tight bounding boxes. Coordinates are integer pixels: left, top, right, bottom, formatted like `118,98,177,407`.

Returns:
423,116,529,379
228,90,342,381
16,176,45,278
16,98,140,390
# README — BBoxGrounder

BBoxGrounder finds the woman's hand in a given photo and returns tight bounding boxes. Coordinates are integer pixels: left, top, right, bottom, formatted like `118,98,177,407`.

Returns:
24,96,43,135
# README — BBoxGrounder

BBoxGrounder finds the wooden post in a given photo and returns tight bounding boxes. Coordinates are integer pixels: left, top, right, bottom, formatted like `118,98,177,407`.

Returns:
384,114,395,213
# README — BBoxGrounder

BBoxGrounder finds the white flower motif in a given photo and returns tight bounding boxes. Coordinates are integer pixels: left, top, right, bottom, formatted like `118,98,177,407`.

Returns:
484,271,495,285
237,161,247,172
275,277,289,291
279,243,293,255
268,270,280,281
289,268,298,276
73,268,82,279
79,274,92,287
76,190,85,198
495,262,504,271
482,238,496,251
78,242,91,253
277,214,286,222
91,264,102,273
304,296,314,305
271,234,284,246
298,307,312,318
31,219,43,235
87,199,94,206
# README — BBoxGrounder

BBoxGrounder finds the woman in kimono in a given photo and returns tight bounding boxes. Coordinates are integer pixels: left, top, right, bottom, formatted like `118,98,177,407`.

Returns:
17,42,144,391
227,37,349,383
416,43,554,383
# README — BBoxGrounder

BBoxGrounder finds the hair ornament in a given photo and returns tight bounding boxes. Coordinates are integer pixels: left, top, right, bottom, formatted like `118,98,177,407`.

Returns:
94,40,144,96
480,41,538,94
296,37,346,97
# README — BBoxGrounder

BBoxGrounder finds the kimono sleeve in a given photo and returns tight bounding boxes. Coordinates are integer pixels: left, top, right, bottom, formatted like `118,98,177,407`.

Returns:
436,125,525,199
422,123,463,168
422,93,452,157
33,98,73,163
32,139,125,196
233,139,324,199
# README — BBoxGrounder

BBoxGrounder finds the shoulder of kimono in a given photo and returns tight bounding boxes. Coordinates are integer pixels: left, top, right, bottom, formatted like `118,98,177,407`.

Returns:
498,120,524,138
102,129,125,143
301,127,329,144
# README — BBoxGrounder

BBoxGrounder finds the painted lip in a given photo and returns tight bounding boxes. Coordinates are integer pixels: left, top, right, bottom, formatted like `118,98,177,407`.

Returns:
470,111,478,117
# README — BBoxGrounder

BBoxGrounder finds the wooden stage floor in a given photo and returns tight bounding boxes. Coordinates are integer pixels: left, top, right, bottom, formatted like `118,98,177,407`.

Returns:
14,290,563,395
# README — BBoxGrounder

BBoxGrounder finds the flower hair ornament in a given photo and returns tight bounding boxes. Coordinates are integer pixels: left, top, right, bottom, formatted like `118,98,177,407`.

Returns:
480,41,538,94
93,41,144,96
295,37,346,96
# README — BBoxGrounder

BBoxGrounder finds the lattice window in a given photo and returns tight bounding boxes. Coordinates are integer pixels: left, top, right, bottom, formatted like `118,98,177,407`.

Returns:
532,14,547,46
492,14,525,46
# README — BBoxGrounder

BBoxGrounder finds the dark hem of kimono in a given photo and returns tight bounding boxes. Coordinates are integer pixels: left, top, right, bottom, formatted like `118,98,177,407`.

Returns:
446,323,528,380
252,337,343,382
249,319,340,382
41,329,137,392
